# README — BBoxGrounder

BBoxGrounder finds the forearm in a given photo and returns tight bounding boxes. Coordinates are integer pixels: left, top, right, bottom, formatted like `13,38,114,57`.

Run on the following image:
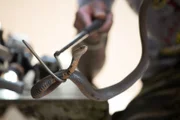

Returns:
74,0,113,82
72,34,108,82
78,0,115,10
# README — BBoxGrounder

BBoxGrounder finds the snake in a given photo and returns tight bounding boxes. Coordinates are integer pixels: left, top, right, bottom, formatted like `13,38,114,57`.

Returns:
24,44,88,98
23,0,151,101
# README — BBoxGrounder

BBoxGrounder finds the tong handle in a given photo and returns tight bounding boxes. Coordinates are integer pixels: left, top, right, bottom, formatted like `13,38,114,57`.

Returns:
0,78,24,93
84,19,105,33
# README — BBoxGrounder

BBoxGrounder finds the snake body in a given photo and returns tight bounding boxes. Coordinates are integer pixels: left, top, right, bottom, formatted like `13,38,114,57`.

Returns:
67,0,150,101
31,45,88,98
26,0,150,101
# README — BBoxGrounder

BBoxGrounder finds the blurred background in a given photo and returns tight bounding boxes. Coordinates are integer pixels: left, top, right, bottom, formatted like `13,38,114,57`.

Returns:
0,0,142,117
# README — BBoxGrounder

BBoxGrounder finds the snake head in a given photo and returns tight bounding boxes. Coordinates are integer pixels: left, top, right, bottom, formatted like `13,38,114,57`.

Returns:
72,45,88,59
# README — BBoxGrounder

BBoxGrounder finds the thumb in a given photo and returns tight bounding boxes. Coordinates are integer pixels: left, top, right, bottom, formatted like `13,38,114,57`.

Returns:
92,1,107,19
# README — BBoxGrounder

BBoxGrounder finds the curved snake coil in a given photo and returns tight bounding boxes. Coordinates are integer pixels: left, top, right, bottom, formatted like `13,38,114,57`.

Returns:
23,0,151,101
22,43,88,98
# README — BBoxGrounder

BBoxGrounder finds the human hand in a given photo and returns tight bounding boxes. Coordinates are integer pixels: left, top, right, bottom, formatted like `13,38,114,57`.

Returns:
74,0,113,44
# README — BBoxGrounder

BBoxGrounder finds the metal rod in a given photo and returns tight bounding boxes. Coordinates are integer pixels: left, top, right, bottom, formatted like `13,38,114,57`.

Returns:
0,78,24,94
22,40,64,82
54,31,89,57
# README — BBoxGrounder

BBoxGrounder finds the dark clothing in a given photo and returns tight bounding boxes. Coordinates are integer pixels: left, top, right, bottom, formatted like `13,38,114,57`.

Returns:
112,1,180,119
112,63,180,120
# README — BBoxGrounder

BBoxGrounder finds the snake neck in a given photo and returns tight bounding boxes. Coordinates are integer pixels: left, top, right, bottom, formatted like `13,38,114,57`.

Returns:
62,57,80,80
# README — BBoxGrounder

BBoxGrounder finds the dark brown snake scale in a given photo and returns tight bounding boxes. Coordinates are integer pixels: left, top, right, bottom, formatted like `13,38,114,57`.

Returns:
23,0,151,101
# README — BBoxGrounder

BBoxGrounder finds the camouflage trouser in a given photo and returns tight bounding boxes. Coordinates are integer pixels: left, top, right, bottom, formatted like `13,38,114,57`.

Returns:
0,100,110,120
112,64,180,120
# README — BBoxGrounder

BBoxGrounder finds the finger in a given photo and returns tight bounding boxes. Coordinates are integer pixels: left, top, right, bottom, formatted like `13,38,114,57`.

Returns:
79,6,92,27
74,12,84,31
99,13,113,33
92,1,107,19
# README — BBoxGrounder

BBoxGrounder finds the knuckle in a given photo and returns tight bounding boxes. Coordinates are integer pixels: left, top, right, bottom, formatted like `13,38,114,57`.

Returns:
79,8,84,14
73,22,77,28
77,9,82,16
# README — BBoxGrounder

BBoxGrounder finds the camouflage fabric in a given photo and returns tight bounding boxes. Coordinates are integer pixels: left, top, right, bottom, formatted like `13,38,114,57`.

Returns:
0,100,109,120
